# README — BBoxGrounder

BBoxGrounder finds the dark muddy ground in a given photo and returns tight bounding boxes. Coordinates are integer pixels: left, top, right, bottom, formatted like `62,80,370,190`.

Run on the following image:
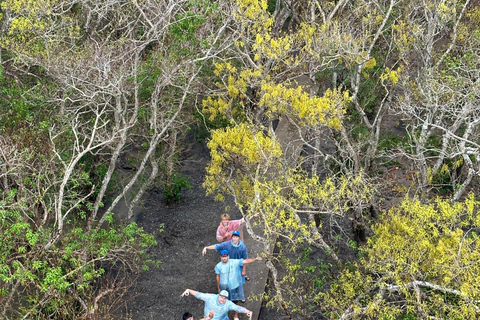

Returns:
118,114,411,319
118,138,284,320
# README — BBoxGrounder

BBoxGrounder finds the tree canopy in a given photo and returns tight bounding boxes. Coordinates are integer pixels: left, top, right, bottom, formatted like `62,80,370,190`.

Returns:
1,0,479,319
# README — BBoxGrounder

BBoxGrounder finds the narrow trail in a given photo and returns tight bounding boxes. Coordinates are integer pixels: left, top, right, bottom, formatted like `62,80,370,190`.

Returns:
120,109,409,319
120,138,280,319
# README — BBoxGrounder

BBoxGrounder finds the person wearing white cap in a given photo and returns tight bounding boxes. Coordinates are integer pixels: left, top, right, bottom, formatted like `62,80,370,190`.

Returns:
181,289,253,320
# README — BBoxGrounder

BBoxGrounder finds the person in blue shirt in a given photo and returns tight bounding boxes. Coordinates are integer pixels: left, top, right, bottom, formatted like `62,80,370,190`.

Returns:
213,250,261,320
181,289,253,320
202,230,250,281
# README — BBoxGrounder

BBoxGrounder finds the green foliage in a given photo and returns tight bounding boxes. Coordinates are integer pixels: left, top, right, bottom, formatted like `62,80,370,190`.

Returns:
137,55,163,101
429,163,455,194
378,133,404,150
2,0,478,319
275,246,330,316
191,120,212,143
266,0,276,14
0,208,157,319
168,0,218,56
260,242,332,316
163,172,191,203
0,0,217,318
171,12,206,42
357,54,385,114
0,75,52,151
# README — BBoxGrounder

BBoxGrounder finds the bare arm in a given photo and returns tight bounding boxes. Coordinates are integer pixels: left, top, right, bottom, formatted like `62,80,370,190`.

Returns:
242,247,248,276
202,245,216,255
242,257,262,265
199,310,214,320
181,289,198,297
216,274,220,292
234,306,253,319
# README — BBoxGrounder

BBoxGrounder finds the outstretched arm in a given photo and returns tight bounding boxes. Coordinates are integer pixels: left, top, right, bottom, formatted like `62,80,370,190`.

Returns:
181,289,198,297
234,305,253,319
242,257,262,265
202,245,216,256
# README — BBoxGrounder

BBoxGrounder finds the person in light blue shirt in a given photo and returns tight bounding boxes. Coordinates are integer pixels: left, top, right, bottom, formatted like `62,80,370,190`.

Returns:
181,289,253,320
213,250,262,320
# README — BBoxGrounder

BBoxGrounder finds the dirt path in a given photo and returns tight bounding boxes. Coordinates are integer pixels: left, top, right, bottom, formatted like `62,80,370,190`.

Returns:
119,124,408,319
120,138,282,319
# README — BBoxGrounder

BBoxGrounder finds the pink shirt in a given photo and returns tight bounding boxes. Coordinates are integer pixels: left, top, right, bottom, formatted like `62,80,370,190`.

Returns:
216,219,243,242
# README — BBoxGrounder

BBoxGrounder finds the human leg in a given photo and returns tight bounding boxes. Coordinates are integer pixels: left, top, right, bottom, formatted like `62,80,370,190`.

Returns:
229,285,246,319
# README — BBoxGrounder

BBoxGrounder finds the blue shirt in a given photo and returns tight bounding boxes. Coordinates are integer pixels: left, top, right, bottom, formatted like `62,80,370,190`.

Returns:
215,259,243,290
194,292,247,320
214,240,248,260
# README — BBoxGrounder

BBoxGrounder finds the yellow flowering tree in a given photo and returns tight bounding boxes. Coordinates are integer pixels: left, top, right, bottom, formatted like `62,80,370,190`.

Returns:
322,194,480,319
201,1,379,315
204,121,375,316
202,1,480,317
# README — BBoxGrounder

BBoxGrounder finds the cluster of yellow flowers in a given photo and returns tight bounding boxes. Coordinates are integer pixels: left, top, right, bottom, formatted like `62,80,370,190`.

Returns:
203,122,282,200
259,81,348,129
380,66,402,85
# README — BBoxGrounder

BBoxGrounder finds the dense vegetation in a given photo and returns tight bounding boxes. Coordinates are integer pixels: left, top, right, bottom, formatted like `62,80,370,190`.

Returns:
0,0,479,319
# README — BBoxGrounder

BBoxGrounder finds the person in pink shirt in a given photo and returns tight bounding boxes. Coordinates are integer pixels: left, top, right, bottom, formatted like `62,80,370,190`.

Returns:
216,214,245,243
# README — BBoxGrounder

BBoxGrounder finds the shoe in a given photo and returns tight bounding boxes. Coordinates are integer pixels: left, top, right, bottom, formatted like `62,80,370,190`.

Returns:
234,318,240,320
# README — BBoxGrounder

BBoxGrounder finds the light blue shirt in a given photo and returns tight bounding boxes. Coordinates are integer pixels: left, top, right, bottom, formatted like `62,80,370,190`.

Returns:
194,292,247,320
214,259,243,290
